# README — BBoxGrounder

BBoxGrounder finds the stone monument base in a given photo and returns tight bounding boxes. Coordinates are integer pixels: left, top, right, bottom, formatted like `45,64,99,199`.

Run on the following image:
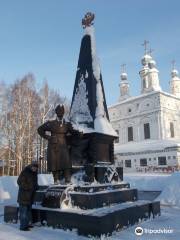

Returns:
4,182,160,237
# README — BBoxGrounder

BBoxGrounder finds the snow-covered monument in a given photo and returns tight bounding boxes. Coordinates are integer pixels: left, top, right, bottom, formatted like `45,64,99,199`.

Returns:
4,13,160,237
108,44,180,172
69,12,119,183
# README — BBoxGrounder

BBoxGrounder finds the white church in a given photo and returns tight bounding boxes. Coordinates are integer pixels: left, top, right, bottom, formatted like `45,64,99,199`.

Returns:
108,46,180,172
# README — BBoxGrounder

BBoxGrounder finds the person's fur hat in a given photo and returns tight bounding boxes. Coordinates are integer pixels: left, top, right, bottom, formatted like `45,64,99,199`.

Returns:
55,104,64,114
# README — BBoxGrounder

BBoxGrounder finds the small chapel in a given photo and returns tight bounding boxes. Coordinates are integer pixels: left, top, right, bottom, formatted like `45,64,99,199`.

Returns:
108,43,180,172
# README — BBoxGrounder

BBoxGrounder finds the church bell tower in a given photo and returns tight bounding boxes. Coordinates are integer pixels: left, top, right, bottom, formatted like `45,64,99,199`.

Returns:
119,64,130,101
139,41,161,93
170,60,180,97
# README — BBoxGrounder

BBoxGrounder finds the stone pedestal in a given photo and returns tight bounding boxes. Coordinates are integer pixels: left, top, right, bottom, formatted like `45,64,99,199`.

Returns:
71,132,119,183
4,181,160,237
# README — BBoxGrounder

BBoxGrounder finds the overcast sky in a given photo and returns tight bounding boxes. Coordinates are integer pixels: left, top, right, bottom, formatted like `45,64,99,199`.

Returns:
0,0,180,105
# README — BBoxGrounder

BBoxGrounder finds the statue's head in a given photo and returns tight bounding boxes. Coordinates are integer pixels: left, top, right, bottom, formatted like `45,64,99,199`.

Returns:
55,104,65,120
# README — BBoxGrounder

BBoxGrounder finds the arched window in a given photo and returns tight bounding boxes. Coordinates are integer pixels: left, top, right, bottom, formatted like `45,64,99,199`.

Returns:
144,123,150,139
128,127,133,141
143,79,146,88
170,122,174,138
115,130,119,143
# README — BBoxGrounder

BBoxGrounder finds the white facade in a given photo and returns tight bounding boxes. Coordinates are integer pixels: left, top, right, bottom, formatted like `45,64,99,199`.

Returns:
108,53,180,172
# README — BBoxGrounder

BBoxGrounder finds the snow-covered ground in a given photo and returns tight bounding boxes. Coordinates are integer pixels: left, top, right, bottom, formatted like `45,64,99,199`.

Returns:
124,172,180,208
124,172,170,191
0,172,180,239
0,206,180,240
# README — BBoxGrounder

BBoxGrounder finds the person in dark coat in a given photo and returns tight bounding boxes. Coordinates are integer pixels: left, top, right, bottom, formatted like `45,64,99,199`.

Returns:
17,162,38,231
37,104,80,184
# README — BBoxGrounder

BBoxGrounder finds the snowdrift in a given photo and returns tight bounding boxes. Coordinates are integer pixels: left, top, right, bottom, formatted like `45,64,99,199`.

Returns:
124,173,170,191
157,172,180,208
0,174,53,204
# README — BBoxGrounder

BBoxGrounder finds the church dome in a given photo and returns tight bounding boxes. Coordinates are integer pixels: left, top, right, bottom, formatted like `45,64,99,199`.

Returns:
148,59,156,69
171,69,179,78
141,54,152,66
121,72,128,80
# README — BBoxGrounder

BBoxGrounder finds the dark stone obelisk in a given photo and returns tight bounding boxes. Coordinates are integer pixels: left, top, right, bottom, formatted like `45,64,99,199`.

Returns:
69,13,118,182
70,34,109,129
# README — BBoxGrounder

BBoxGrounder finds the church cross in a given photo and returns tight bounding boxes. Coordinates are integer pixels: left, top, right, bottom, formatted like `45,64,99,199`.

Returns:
148,48,154,56
142,40,149,54
171,59,176,70
121,63,126,73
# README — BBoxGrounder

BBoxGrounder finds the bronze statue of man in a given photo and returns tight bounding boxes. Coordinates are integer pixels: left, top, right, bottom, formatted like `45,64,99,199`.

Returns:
37,104,78,184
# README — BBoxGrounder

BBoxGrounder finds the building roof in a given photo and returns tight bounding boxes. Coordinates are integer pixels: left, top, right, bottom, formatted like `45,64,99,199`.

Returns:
108,90,180,109
115,139,180,154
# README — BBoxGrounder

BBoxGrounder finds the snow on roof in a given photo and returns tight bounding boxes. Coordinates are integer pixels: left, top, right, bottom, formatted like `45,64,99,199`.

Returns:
108,89,180,109
160,90,180,100
108,91,161,109
115,139,180,154
94,116,117,136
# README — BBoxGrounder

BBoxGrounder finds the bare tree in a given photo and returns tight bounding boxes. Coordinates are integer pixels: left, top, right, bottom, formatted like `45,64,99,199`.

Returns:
0,75,70,176
0,74,39,175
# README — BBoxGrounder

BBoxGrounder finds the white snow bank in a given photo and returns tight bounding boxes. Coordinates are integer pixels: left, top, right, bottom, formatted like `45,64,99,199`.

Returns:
38,174,54,186
124,173,170,191
0,176,18,204
0,183,10,204
124,172,180,208
157,172,180,208
0,223,86,240
0,174,53,205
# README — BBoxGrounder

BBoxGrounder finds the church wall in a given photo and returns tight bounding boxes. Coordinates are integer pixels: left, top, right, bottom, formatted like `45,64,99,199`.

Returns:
109,91,180,143
109,91,161,144
115,149,180,172
109,91,180,172
159,93,180,139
